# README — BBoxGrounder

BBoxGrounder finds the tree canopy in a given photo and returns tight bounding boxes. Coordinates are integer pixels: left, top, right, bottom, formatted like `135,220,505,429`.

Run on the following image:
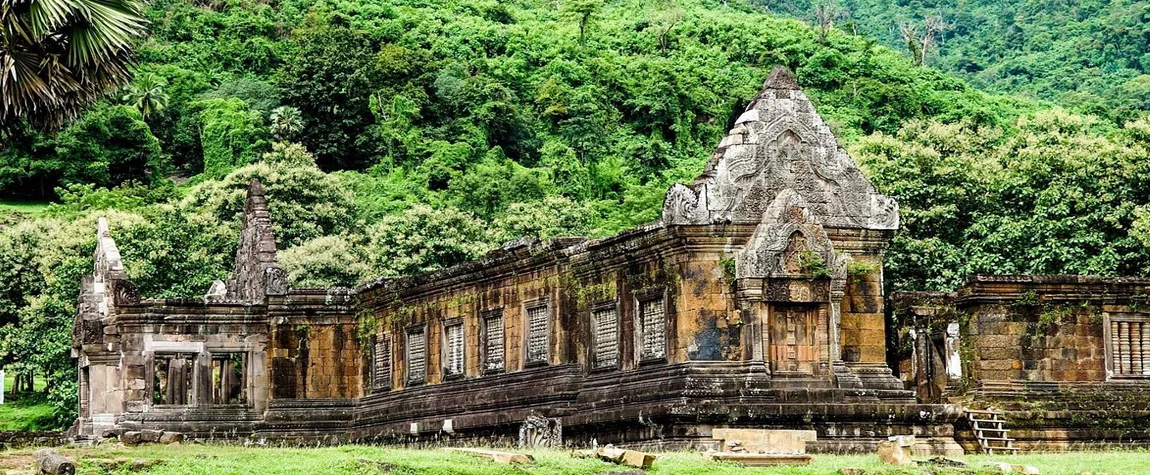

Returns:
0,0,1146,427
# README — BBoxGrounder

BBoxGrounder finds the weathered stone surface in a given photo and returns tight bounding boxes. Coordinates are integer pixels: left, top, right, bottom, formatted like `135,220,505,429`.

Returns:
711,429,816,454
447,448,534,464
875,436,914,466
158,431,184,444
593,447,656,469
1012,465,1041,474
139,429,163,443
707,452,812,466
33,449,74,475
894,275,1150,450
519,416,561,448
120,431,143,446
661,66,898,230
226,179,284,302
985,461,1014,473
68,71,977,453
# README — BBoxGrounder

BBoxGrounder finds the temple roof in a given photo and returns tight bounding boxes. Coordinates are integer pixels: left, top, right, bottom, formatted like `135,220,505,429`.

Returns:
662,66,898,230
225,179,287,301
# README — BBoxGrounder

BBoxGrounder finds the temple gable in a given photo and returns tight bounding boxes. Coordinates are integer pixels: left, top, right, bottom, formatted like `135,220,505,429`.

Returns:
218,179,287,302
737,189,846,281
662,66,898,230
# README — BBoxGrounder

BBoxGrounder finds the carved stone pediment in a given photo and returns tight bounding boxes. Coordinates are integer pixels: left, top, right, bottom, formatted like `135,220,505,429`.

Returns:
662,66,898,230
736,189,846,282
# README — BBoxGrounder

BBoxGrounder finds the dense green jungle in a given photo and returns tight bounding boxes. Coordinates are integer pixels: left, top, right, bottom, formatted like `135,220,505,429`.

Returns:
1,0,1149,427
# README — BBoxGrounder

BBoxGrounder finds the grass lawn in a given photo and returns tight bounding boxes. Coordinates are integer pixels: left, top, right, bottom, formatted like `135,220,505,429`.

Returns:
0,198,50,216
0,371,55,431
0,444,1145,475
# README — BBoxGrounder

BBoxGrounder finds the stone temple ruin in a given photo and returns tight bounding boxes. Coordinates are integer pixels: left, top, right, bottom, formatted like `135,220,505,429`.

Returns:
71,67,1150,453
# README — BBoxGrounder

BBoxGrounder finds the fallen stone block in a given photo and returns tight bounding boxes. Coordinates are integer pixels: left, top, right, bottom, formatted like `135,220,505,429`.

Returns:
159,431,184,444
120,431,143,446
708,452,812,467
139,429,163,443
595,447,656,469
131,459,160,471
33,449,75,475
711,429,816,454
1012,465,1040,474
985,461,1014,473
917,456,967,468
876,439,913,466
446,448,534,465
839,468,865,475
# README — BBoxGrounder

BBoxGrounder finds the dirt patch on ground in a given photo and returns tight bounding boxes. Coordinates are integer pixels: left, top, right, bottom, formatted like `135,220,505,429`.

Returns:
0,451,35,471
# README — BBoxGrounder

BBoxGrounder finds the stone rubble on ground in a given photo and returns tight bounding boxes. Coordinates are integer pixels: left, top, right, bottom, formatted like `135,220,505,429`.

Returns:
984,461,1041,474
581,445,656,469
117,430,184,446
916,456,967,467
876,435,915,466
33,449,74,475
445,448,534,465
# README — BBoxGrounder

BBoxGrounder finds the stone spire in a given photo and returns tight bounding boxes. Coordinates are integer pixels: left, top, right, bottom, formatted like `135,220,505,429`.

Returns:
761,65,801,91
224,179,287,302
661,65,898,230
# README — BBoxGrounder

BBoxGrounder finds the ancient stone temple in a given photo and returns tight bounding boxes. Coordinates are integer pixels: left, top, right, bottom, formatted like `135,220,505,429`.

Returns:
71,66,1148,452
895,276,1150,451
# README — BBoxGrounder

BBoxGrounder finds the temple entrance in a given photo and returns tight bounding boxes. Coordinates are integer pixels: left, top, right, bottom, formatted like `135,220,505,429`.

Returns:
768,304,819,375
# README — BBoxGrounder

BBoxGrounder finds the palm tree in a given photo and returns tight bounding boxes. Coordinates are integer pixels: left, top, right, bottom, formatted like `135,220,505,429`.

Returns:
0,0,147,130
269,105,304,141
122,72,169,118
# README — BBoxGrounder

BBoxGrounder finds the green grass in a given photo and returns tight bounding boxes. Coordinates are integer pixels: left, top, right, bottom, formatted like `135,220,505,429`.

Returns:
1,444,1147,475
0,371,54,431
0,394,54,431
0,198,49,216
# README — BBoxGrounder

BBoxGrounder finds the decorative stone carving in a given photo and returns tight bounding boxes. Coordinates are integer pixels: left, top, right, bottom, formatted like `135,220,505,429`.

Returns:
661,184,708,225
736,189,846,281
112,279,141,306
518,416,562,448
660,66,898,230
264,267,288,296
204,280,228,302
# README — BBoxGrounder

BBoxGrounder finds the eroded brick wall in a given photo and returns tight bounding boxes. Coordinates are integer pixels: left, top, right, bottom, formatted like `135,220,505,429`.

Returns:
966,302,1106,383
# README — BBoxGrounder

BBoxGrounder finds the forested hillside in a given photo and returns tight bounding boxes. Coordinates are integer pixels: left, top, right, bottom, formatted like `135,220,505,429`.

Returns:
0,0,1149,425
765,0,1150,122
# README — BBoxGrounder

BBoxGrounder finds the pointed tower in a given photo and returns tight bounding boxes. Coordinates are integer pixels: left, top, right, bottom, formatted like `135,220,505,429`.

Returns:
662,65,898,229
225,179,287,302
664,66,901,389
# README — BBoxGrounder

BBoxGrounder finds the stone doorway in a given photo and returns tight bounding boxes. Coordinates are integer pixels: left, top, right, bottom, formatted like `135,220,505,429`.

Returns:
768,304,819,375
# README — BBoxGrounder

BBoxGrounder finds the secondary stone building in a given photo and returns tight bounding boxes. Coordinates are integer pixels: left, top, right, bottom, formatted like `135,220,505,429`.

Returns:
71,67,1148,452
895,276,1150,450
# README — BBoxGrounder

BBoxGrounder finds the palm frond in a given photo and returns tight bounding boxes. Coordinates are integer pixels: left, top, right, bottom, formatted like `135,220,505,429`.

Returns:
0,0,146,130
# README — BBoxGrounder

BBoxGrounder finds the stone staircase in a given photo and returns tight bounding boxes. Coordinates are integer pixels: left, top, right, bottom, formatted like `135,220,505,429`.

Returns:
966,409,1019,454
